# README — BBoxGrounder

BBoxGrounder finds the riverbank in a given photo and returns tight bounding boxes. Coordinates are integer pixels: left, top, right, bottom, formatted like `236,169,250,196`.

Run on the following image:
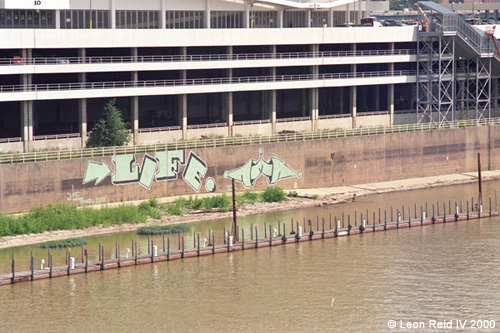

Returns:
1,170,499,250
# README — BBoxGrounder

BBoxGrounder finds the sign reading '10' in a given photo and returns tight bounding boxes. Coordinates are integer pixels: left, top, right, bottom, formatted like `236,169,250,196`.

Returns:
4,0,70,10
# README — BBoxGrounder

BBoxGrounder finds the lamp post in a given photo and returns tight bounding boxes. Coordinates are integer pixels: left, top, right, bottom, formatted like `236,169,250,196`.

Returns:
472,2,476,17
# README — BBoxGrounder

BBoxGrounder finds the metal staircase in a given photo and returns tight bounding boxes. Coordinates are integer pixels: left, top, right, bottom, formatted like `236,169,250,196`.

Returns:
416,1,500,124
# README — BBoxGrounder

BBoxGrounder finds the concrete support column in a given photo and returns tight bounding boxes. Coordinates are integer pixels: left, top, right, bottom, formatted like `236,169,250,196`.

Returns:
21,48,33,152
78,48,87,148
180,47,188,140
244,3,250,28
311,44,319,131
131,97,139,145
226,46,233,136
205,0,211,29
278,10,283,28
271,45,277,134
351,44,357,128
494,10,498,22
346,4,351,25
131,48,139,144
160,0,166,29
357,0,362,24
55,10,61,29
388,84,394,125
485,10,490,20
328,8,334,27
110,0,116,29
306,10,311,28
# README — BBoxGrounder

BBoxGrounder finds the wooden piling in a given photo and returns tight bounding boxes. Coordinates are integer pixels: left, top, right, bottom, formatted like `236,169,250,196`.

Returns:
135,241,138,265
269,225,272,246
322,218,325,238
11,254,15,284
30,252,34,281
85,248,88,273
168,238,171,260
264,223,266,238
116,241,119,259
255,227,259,248
197,233,200,257
163,234,166,253
49,251,52,278
443,203,446,222
81,244,84,263
151,240,154,262
148,236,151,254
467,200,470,220
117,242,121,268
212,233,216,254
181,237,185,258
101,246,104,270
242,228,245,250
178,232,181,250
193,230,196,248
67,248,70,275
132,239,134,257
421,206,424,226
329,214,332,230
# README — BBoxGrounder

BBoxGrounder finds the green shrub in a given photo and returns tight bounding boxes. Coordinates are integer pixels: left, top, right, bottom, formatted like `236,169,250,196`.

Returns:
137,224,190,235
261,187,286,203
241,191,258,203
39,238,87,248
287,191,299,198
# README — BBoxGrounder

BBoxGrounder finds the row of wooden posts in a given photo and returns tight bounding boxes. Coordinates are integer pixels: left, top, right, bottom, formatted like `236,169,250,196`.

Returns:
7,193,497,284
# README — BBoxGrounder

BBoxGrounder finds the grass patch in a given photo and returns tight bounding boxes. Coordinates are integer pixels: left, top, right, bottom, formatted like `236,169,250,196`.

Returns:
39,238,87,248
0,200,161,238
137,224,190,235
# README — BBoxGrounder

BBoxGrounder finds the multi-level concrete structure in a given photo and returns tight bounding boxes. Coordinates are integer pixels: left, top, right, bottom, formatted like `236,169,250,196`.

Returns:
0,0,498,152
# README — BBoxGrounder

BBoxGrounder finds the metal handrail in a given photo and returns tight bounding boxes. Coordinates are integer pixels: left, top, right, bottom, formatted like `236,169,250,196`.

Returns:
1,116,499,164
0,70,417,93
0,49,417,66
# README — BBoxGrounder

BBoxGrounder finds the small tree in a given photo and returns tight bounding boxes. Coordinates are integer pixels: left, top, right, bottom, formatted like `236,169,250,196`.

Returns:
87,99,131,148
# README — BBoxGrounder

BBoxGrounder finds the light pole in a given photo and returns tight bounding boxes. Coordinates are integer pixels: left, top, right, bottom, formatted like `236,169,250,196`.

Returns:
472,2,476,17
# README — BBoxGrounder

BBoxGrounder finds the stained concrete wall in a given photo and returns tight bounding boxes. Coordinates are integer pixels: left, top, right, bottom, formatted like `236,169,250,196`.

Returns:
0,125,498,213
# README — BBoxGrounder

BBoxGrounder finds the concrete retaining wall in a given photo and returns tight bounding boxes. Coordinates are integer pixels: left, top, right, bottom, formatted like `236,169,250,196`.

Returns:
0,125,498,213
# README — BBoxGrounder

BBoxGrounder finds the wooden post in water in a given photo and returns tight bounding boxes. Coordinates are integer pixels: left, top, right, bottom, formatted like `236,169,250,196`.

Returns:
163,234,166,253
193,230,196,248
402,205,405,220
151,239,154,262
373,212,376,231
448,200,451,215
443,203,446,222
101,246,104,270
85,248,88,272
322,218,325,238
212,233,215,254
67,248,70,275
178,232,181,250
242,228,245,250
11,254,15,284
116,241,119,259
117,242,121,268
414,203,417,218
224,227,227,244
49,251,52,278
81,244,84,263
167,238,170,260
264,223,267,238
231,179,238,242
197,233,200,256
489,196,492,217
181,237,185,258
467,200,470,220
148,236,151,254
255,227,259,248
132,239,135,258
408,207,411,227
30,251,34,281
437,201,440,216
269,225,273,246
384,210,387,230
478,153,483,212
135,241,138,265
251,224,254,240
329,214,332,230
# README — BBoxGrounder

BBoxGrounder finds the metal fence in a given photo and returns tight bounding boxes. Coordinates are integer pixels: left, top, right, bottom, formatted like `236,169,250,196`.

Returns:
1,117,499,164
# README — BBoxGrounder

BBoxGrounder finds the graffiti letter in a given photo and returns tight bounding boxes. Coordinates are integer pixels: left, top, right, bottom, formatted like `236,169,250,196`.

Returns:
224,148,301,188
138,154,158,189
83,161,112,186
156,150,185,181
182,152,207,192
112,154,139,184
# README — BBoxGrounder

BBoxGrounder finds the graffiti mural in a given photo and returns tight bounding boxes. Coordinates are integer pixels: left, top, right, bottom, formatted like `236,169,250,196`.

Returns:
83,150,211,191
223,148,301,188
83,148,300,192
